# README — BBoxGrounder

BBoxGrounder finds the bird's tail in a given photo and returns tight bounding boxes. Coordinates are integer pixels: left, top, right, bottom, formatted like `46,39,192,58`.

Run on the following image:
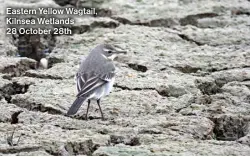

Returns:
67,97,87,115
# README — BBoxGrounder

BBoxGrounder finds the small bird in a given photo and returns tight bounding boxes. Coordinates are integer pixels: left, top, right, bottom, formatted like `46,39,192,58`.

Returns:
67,44,126,120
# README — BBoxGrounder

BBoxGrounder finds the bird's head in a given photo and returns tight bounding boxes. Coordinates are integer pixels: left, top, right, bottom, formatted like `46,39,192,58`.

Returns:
96,44,127,61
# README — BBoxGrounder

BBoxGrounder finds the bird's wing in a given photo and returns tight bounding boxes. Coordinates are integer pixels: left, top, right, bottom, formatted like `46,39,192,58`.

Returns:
99,71,115,82
76,71,115,97
76,72,91,92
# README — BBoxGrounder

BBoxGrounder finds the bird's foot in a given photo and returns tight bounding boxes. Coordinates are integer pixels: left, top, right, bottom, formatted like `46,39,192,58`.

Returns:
85,115,88,121
101,116,107,121
80,115,106,121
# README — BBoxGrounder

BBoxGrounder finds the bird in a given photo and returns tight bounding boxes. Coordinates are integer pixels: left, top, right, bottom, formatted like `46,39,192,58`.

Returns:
67,44,126,120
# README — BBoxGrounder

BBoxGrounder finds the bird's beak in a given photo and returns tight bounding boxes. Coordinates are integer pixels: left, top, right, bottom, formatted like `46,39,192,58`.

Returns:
110,50,126,61
113,45,127,54
116,50,127,54
115,48,127,54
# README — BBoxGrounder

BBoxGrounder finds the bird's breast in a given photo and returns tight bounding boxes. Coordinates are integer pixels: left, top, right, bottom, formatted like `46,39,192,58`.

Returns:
104,77,115,95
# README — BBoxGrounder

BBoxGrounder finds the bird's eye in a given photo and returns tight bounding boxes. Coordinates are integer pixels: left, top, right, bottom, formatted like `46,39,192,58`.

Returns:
103,48,113,54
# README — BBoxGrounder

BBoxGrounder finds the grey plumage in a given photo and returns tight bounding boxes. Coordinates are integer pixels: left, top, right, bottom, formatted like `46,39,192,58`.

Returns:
67,44,126,120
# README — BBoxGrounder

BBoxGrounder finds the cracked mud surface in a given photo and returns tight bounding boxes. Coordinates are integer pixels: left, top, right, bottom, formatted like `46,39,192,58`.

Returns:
1,0,250,155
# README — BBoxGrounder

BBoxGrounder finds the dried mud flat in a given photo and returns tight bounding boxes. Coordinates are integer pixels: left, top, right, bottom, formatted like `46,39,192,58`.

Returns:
1,0,250,155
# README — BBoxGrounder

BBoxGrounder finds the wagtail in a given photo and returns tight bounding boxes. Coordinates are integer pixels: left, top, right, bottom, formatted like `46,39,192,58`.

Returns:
67,44,126,120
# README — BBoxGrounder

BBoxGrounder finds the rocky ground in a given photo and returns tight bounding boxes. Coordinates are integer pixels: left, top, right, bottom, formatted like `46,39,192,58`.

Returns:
1,0,250,155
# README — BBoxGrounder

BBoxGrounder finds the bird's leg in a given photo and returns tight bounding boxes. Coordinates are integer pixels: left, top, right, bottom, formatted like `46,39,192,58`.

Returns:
85,100,91,120
97,99,104,120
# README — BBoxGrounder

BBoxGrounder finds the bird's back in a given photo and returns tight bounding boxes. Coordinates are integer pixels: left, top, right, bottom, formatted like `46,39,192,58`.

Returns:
78,50,115,76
